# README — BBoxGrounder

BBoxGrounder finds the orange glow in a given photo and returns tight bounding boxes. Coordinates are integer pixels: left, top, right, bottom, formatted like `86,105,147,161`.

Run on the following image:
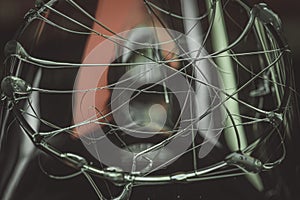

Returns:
73,0,180,136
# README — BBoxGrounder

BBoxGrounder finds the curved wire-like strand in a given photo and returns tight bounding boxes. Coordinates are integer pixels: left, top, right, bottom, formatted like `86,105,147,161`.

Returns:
0,1,294,197
144,0,210,20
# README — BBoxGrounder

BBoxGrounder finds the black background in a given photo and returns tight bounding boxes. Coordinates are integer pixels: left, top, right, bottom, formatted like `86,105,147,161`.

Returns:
1,0,299,91
0,0,299,199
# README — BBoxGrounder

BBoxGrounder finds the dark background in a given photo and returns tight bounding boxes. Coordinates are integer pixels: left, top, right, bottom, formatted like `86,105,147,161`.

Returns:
1,0,299,89
0,0,299,199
